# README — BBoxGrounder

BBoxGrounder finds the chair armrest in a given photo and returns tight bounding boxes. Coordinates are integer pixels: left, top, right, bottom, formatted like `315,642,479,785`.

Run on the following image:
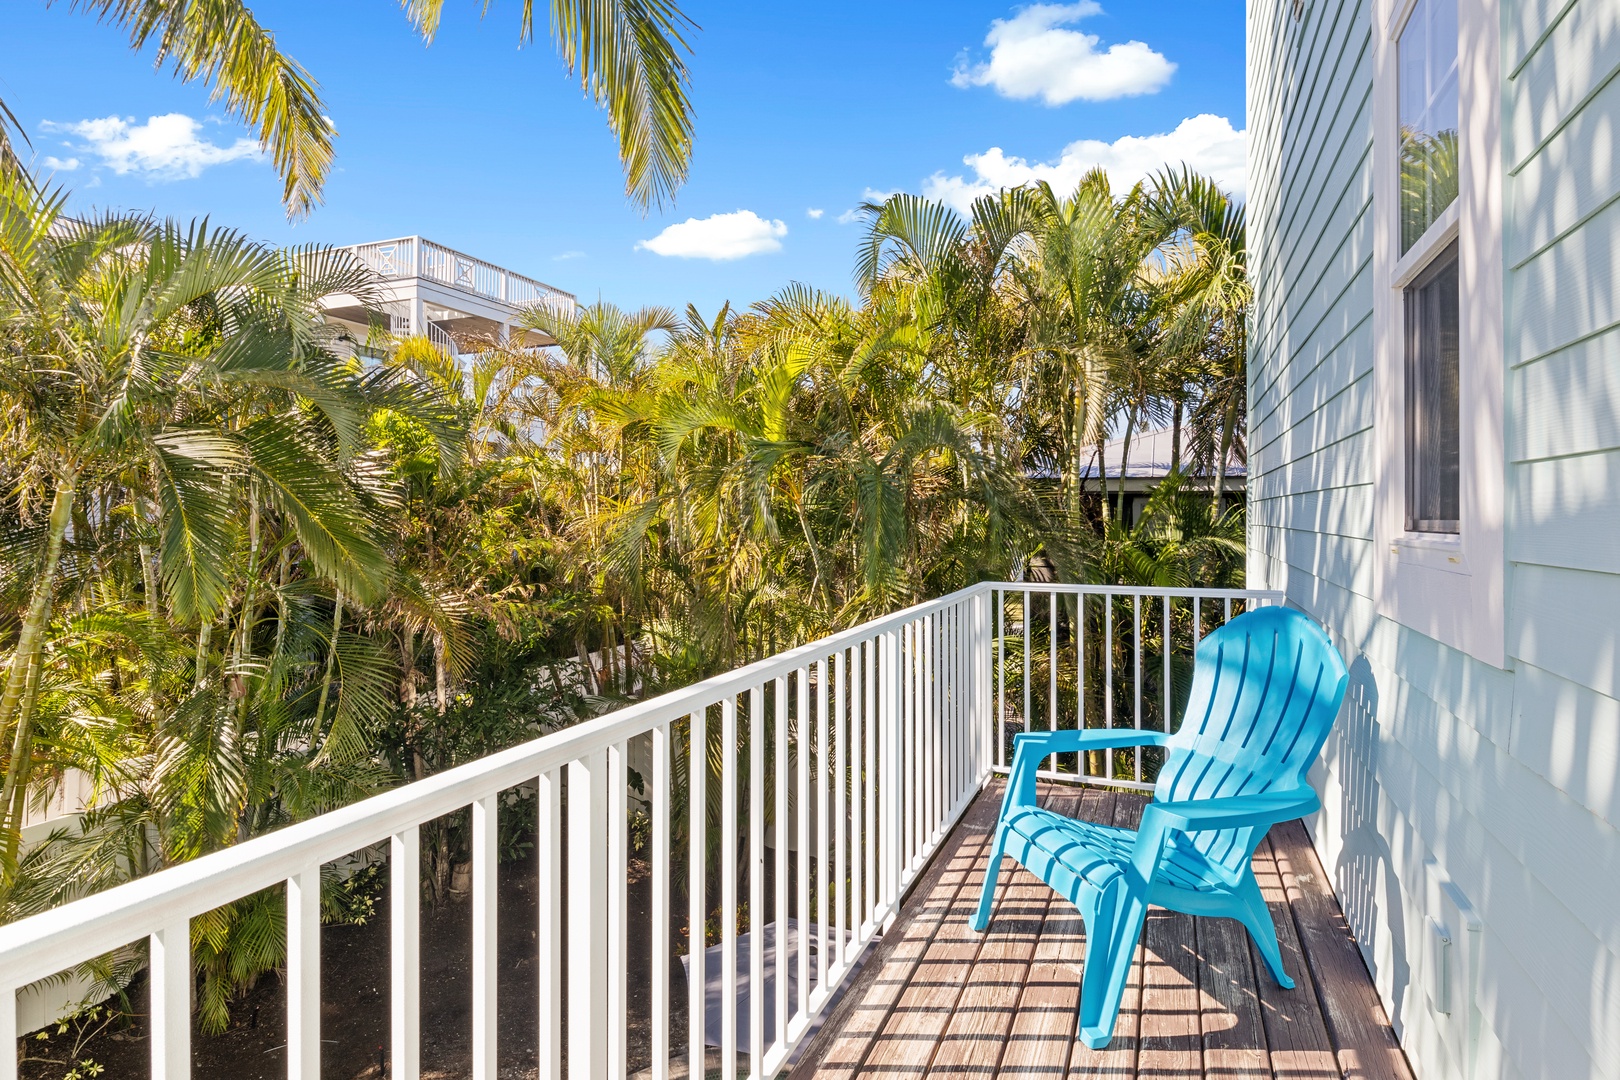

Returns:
1124,788,1320,892
1142,788,1320,833
1002,729,1171,810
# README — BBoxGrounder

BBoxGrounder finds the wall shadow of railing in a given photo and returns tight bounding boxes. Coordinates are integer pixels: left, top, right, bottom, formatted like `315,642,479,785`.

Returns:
1330,655,1410,1029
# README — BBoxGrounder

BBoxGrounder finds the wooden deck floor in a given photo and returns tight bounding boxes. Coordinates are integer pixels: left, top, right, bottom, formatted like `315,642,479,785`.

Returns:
789,782,1414,1080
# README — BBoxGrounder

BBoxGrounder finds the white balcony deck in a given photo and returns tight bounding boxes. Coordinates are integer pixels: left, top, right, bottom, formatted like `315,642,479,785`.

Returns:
324,236,577,353
0,583,1414,1080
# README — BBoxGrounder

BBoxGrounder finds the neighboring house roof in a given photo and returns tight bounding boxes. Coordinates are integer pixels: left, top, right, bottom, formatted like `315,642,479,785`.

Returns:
1078,427,1246,480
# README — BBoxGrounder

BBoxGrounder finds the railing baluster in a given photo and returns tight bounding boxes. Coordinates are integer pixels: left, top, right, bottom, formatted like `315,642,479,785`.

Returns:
473,794,499,1080
538,770,562,1079
795,667,810,1019
569,749,609,1080
1105,593,1115,753
834,649,847,976
1163,595,1173,737
391,827,421,1080
287,864,321,1080
1133,594,1144,782
773,678,788,1056
687,711,707,1080
1049,590,1058,739
1194,595,1203,646
609,741,628,1080
1,984,15,1080
150,918,190,1080
1022,588,1031,745
865,638,877,932
849,645,864,947
1078,591,1088,777
652,723,671,1080
816,658,829,992
996,588,1005,770
720,697,738,1074
749,684,764,1080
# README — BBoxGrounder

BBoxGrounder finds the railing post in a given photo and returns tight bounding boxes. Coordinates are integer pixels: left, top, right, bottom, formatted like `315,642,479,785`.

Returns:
150,919,190,1079
287,865,321,1080
391,827,420,1080
472,795,498,1080
538,769,563,1078
569,750,609,1080
0,984,15,1080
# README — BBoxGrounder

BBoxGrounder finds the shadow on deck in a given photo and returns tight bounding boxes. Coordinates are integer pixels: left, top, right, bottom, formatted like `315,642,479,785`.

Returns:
789,781,1414,1079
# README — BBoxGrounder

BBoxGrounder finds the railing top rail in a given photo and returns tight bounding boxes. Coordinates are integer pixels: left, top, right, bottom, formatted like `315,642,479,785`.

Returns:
337,236,575,305
990,583,1284,600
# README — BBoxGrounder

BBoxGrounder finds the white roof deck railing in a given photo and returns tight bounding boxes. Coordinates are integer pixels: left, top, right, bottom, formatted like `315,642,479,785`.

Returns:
340,236,576,312
0,581,1280,1080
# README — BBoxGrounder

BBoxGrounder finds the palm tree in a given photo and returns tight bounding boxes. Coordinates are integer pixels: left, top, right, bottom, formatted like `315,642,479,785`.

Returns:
0,171,417,871
2,0,695,215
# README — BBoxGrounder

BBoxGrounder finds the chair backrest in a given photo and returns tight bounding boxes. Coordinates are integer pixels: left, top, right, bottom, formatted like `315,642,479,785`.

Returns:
1154,606,1349,877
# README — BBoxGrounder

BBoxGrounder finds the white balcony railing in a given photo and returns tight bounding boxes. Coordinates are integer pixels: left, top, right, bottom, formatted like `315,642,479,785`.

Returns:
0,582,1278,1080
340,236,576,312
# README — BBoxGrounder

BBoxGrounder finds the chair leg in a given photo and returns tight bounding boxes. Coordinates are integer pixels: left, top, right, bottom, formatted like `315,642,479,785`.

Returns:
971,825,1009,932
1077,884,1147,1050
1234,872,1294,989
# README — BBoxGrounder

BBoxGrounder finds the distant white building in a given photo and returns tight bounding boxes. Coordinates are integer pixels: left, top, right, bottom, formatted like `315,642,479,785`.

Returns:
320,235,576,357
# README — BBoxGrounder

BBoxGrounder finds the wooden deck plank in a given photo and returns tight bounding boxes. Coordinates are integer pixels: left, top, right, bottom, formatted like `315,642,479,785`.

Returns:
856,788,1019,1077
929,791,1082,1079
1196,913,1271,1080
1136,907,1204,1079
995,791,1112,1080
790,790,1001,1079
1270,823,1413,1080
1067,791,1147,1080
1250,835,1340,1080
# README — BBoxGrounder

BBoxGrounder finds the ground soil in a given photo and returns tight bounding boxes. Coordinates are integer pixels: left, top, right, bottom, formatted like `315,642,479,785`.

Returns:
19,843,686,1080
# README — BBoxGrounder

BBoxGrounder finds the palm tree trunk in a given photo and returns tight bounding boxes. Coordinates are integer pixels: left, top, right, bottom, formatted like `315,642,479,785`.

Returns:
312,590,344,739
1171,404,1183,474
0,478,75,753
1096,434,1111,525
1115,412,1136,525
1214,404,1237,517
193,619,213,693
434,632,449,715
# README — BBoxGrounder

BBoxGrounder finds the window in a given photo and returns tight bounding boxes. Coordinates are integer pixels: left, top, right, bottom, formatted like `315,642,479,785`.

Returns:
1368,0,1505,666
1404,241,1460,532
1398,0,1459,253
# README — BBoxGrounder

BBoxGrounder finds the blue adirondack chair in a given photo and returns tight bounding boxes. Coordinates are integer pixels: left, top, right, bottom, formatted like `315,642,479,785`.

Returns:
972,605,1349,1049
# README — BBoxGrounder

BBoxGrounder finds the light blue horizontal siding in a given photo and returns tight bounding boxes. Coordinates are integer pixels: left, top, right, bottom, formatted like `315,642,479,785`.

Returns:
1249,0,1620,1077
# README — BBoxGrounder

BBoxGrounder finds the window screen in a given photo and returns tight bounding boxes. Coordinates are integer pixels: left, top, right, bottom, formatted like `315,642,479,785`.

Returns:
1404,241,1460,533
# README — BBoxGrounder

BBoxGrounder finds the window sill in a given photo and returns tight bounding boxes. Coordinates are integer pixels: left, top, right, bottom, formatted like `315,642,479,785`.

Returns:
1392,533,1471,575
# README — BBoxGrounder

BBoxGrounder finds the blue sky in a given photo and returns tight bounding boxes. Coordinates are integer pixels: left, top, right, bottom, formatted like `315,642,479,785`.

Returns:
2,1,1245,316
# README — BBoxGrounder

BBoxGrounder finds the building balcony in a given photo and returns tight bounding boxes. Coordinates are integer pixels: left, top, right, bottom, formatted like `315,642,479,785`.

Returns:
321,236,577,356
0,584,1411,1080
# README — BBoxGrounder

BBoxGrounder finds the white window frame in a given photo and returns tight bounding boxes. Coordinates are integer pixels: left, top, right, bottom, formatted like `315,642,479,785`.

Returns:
1371,0,1506,667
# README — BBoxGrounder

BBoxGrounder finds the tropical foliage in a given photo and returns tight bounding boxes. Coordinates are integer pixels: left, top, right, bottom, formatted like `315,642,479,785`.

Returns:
1,0,696,214
0,161,1247,1032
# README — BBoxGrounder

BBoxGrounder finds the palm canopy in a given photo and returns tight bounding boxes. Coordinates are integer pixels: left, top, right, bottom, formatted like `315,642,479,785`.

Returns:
2,0,695,216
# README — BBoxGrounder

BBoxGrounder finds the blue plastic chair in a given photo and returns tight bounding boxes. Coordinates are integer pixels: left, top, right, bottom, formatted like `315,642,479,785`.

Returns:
972,605,1349,1049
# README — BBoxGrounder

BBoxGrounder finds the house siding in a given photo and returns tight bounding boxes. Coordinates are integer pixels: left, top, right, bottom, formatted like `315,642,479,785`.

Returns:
1248,1,1620,1079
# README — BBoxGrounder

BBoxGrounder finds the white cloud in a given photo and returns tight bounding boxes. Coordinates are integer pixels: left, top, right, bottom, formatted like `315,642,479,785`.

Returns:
552,250,586,261
836,188,899,225
806,208,825,219
951,3,1175,105
41,156,80,172
41,114,262,180
636,210,787,260
922,114,1248,214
